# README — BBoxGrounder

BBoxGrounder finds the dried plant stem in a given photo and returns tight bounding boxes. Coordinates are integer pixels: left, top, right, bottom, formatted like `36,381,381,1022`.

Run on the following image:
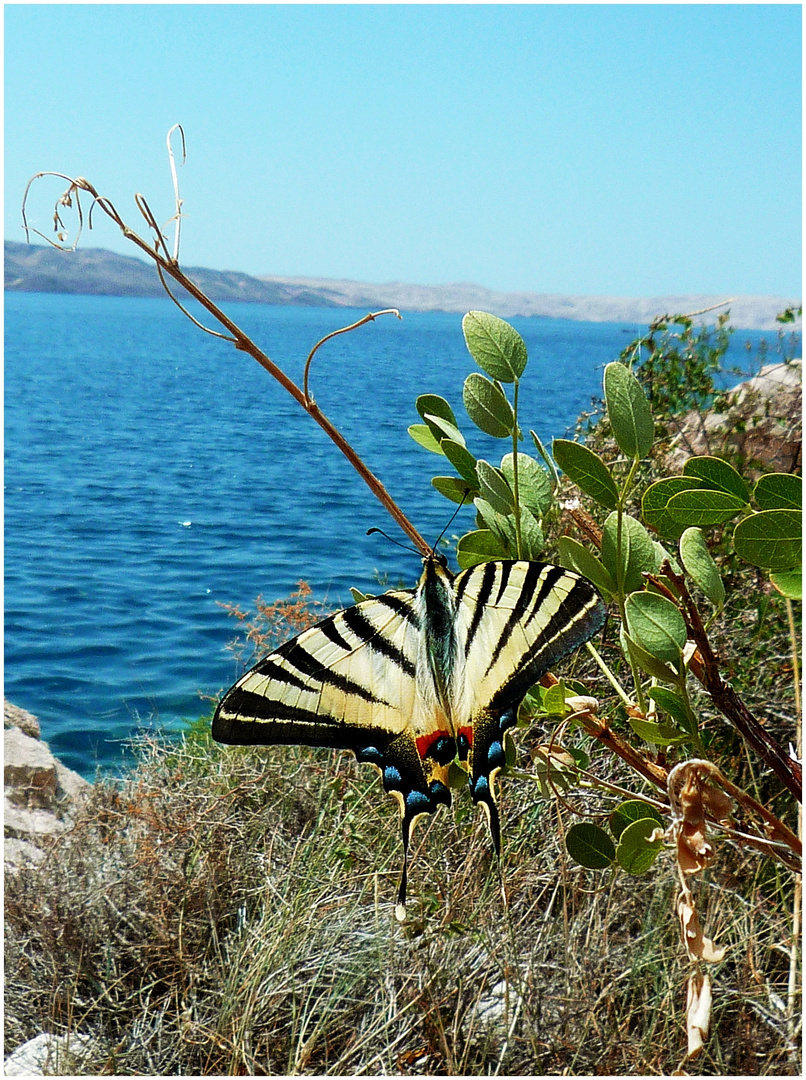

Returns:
23,173,430,559
659,566,802,802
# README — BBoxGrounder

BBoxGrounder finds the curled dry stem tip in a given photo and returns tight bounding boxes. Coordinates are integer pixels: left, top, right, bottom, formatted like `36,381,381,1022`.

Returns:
303,308,402,402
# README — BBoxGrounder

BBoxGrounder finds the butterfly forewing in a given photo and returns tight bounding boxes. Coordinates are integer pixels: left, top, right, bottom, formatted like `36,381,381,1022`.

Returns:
457,560,605,714
213,589,420,744
452,560,606,852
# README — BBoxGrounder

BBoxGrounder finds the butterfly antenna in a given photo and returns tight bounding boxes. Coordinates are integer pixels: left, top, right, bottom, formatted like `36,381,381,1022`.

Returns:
366,527,421,558
432,487,473,552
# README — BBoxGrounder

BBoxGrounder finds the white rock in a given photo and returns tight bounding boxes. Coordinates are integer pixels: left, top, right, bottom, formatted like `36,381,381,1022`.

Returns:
4,1032,96,1075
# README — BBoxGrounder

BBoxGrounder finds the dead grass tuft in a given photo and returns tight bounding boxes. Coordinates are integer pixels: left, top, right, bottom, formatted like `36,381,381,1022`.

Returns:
5,715,800,1075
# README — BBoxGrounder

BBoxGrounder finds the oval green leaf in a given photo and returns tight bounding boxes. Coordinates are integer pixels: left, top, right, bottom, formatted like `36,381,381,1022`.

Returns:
604,361,655,460
624,591,687,665
628,715,691,747
416,393,457,427
476,459,515,514
770,569,802,600
441,439,478,486
610,799,663,840
565,822,616,870
463,372,514,438
553,439,619,510
679,527,725,609
542,683,568,716
642,477,703,539
555,536,617,600
620,627,683,683
501,453,554,519
733,509,802,571
647,686,695,735
462,310,527,383
616,817,664,875
666,488,747,527
683,456,750,502
408,423,444,455
754,472,802,511
432,476,476,505
456,529,508,569
423,412,466,448
601,512,661,595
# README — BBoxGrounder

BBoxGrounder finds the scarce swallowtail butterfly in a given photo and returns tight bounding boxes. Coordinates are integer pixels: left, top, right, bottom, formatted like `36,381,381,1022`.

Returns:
213,555,605,918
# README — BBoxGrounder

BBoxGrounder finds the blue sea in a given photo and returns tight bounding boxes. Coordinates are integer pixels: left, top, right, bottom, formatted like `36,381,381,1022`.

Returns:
4,292,785,777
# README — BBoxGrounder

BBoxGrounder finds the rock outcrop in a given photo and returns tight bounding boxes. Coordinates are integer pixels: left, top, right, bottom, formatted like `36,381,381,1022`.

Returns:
4,700,92,871
667,359,802,476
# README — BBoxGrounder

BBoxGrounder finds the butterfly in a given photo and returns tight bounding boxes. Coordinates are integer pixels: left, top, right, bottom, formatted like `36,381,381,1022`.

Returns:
212,555,605,918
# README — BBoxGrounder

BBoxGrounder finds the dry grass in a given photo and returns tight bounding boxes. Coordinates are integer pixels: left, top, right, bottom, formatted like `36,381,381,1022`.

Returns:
5,707,800,1075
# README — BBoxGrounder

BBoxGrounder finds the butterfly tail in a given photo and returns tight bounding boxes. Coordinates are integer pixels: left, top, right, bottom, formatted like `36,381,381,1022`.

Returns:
395,821,411,923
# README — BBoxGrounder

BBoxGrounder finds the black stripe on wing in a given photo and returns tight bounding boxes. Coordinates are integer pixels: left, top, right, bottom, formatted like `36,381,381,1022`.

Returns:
485,562,561,673
487,574,605,713
212,590,419,745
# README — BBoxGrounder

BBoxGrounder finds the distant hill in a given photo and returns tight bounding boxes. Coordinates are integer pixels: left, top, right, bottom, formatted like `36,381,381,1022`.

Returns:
5,241,800,330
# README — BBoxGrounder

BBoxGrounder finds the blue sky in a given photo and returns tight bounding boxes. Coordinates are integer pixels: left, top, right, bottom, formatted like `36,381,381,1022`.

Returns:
5,4,801,296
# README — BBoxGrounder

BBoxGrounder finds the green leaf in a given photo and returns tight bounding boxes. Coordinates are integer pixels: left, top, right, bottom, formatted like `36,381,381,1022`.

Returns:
456,529,508,569
514,507,546,560
475,499,515,555
476,459,515,515
476,498,543,560
648,686,695,735
423,412,466,448
441,439,478,485
567,746,591,771
683,456,750,503
610,800,663,840
666,488,747,526
620,627,683,683
604,361,655,460
432,476,476,504
642,477,703,539
552,439,619,510
463,372,514,438
416,393,457,427
616,818,664,875
501,453,554,518
542,682,568,716
624,592,687,666
601,512,661,595
530,429,560,488
556,536,617,600
733,509,802,571
408,423,444,455
628,715,691,747
679,527,725,609
565,822,615,870
770,570,802,600
754,472,802,511
462,310,527,383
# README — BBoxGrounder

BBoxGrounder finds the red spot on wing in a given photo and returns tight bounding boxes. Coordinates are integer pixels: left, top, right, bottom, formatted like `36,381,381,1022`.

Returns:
415,730,450,760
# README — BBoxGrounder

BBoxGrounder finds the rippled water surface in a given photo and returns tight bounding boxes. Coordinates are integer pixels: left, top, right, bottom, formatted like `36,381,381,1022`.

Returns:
5,292,777,776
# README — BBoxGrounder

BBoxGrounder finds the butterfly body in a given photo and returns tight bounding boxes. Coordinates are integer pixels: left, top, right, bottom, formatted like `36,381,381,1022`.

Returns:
213,556,605,915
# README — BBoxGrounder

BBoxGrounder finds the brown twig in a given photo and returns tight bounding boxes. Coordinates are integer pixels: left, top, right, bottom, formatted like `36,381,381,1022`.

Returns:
657,566,802,803
22,172,431,559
